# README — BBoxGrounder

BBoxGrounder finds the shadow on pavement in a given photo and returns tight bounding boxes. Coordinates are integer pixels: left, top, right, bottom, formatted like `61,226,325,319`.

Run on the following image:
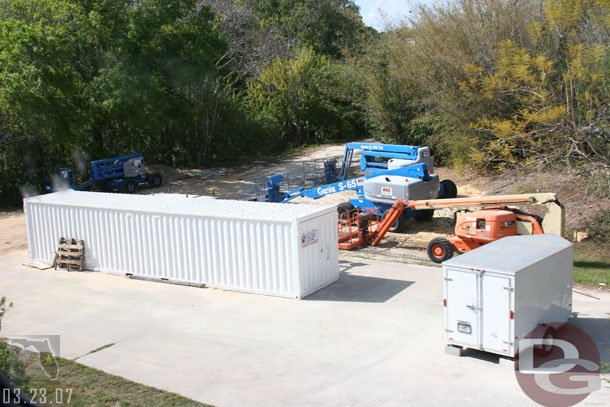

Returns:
570,316,610,364
448,317,610,365
307,266,414,303
459,348,507,364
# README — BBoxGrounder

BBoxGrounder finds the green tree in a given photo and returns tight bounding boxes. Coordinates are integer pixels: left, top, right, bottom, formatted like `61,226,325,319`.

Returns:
358,0,609,170
0,0,235,203
247,47,358,147
253,0,367,58
0,298,29,388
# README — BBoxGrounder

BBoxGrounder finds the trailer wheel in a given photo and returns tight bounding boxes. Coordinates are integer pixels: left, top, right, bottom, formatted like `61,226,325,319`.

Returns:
427,237,454,263
414,209,435,221
122,179,136,194
441,179,458,198
382,210,406,233
533,325,556,356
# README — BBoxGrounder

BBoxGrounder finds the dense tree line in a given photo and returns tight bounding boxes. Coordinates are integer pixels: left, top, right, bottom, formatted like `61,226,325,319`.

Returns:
0,0,608,204
359,0,609,171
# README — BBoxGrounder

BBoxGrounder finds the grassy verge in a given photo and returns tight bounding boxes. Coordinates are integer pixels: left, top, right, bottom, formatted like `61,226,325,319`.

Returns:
573,239,610,287
17,356,212,407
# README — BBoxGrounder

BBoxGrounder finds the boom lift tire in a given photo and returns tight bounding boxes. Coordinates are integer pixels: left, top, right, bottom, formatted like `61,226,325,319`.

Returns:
441,179,458,199
337,202,355,216
382,210,406,233
122,179,136,194
427,237,454,263
148,173,163,188
97,180,111,192
414,209,435,221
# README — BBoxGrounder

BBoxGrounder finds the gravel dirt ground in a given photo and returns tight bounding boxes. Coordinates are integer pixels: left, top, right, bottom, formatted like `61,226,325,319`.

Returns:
2,142,608,263
142,143,490,263
0,211,28,256
0,143,489,263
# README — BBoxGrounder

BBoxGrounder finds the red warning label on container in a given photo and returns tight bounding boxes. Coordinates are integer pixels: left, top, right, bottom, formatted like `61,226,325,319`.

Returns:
301,230,319,247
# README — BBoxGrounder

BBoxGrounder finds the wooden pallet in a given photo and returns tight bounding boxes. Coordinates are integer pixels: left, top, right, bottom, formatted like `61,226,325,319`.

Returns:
54,238,85,271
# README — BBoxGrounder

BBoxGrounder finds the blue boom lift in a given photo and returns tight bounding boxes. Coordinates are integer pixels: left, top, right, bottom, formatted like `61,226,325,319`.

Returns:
244,143,458,232
335,142,436,180
45,153,162,193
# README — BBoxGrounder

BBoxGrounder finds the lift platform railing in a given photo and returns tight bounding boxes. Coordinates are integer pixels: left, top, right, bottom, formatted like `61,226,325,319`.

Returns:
337,207,381,250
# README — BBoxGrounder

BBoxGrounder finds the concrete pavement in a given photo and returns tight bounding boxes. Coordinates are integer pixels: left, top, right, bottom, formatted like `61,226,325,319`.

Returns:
1,251,609,406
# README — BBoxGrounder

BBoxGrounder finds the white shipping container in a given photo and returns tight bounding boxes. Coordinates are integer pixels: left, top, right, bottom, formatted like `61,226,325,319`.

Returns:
24,191,339,299
442,234,573,357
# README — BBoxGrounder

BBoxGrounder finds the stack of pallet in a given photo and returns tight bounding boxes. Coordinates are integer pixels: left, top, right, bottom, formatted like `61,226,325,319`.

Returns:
54,238,85,271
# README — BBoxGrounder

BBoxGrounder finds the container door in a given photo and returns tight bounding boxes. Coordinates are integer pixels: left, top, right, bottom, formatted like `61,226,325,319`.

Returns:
444,268,480,348
481,274,513,354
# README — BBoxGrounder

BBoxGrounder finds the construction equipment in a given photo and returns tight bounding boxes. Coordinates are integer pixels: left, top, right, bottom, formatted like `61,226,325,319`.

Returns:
243,142,458,233
338,199,411,250
427,208,544,263
337,193,565,255
244,142,457,201
45,153,162,193
335,143,435,180
418,193,564,263
247,163,457,233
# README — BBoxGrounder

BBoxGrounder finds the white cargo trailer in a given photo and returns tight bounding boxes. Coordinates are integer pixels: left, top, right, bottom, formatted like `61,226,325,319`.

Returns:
442,234,573,357
24,191,339,299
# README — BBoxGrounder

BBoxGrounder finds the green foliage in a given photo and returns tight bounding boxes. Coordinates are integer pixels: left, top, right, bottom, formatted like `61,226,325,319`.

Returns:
1,0,607,205
360,0,610,170
0,298,30,388
584,208,610,240
25,357,211,406
0,0,370,205
0,296,12,329
352,36,435,147
459,41,567,169
0,0,251,203
253,0,367,58
246,47,361,147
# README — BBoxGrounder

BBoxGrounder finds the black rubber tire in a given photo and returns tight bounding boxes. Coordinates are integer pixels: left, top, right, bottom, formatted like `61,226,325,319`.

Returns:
382,210,406,233
121,179,136,194
148,173,162,188
337,202,355,216
534,325,556,357
427,237,454,263
441,179,458,198
414,209,435,221
357,214,370,229
97,180,111,192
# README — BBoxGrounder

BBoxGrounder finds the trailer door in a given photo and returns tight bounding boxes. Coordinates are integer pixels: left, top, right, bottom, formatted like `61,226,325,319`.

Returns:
481,274,513,355
444,268,480,348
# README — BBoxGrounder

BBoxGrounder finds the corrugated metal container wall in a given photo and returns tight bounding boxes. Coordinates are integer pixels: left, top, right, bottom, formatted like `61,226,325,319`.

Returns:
24,191,339,299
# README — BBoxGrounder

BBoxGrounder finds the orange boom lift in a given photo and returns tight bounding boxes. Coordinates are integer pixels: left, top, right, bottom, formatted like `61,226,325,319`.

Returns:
337,193,564,261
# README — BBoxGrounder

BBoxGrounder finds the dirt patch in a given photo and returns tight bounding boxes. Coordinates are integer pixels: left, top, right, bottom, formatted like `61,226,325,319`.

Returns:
2,143,608,263
146,165,189,183
0,212,27,255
